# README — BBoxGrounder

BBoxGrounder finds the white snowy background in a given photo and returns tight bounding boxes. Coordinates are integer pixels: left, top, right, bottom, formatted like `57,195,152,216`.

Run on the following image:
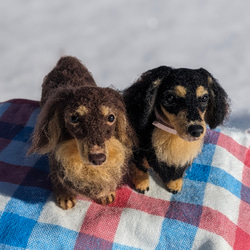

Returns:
1,0,250,130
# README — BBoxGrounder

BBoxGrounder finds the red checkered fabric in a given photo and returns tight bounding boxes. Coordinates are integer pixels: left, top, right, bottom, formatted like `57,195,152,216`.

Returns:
0,99,249,250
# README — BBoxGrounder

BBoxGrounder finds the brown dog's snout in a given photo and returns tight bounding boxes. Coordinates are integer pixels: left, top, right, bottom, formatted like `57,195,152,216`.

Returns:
88,144,106,165
88,153,106,165
188,125,204,138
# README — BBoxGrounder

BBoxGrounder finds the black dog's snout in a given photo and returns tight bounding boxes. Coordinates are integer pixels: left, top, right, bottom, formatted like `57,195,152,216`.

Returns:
188,125,204,138
88,153,106,165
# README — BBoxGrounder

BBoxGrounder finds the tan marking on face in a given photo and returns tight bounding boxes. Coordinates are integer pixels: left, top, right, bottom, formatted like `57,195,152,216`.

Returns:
175,85,187,97
160,105,206,141
153,79,162,86
208,76,213,85
160,105,187,137
100,105,110,116
89,145,105,155
196,86,208,97
76,105,88,116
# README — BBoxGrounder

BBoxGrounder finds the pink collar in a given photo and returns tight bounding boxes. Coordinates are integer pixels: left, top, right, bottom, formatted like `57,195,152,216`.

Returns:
152,108,177,135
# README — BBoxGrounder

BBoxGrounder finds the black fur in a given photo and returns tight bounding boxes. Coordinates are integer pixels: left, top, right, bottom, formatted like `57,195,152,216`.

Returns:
124,66,230,194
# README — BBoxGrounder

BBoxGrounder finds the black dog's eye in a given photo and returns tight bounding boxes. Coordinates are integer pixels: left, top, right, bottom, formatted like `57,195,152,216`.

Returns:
165,93,176,105
200,94,209,104
107,114,115,123
70,115,79,124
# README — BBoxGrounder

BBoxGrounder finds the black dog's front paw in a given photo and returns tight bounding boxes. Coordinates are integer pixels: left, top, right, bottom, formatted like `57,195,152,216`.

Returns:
135,186,149,194
165,178,183,194
165,187,179,194
131,162,150,194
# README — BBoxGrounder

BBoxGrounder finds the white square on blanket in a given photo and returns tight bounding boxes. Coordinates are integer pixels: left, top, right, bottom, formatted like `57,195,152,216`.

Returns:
114,208,164,249
38,194,91,232
145,170,173,201
221,128,250,147
212,146,244,183
203,183,240,224
192,228,232,250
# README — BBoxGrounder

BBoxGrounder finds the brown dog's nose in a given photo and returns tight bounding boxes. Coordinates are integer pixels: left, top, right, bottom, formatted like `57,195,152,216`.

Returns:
88,153,106,165
188,125,204,138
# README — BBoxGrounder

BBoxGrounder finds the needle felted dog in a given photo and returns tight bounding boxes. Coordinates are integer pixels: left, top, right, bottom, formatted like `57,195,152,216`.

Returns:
29,56,135,209
123,66,230,194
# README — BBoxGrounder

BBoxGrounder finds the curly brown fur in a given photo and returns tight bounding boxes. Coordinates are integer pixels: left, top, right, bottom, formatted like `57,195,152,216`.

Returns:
123,66,230,194
41,56,97,106
29,56,136,209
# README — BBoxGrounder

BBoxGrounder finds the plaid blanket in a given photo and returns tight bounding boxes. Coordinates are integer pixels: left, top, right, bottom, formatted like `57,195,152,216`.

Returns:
0,99,249,250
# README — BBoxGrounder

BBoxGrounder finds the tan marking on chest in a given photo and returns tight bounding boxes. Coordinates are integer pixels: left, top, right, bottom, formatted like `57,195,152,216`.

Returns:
152,128,203,167
55,137,127,197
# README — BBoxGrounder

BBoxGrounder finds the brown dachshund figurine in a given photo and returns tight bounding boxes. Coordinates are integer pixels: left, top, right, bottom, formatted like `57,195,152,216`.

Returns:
29,56,136,209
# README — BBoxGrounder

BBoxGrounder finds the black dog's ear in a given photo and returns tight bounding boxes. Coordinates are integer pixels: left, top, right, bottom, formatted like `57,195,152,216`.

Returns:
123,66,172,131
28,91,68,155
199,68,230,129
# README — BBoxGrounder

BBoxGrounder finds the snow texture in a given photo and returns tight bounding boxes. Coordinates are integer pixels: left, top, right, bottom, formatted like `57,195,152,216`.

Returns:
0,0,249,130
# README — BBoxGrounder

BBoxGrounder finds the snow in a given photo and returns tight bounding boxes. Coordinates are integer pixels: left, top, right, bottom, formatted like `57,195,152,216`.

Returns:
0,0,249,130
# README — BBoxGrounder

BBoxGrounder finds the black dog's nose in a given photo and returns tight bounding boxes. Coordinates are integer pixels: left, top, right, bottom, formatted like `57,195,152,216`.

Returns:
89,153,106,165
188,125,204,138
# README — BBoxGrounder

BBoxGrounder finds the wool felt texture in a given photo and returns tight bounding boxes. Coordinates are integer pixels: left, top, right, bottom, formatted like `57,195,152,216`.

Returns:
123,66,230,195
29,56,135,208
0,99,250,250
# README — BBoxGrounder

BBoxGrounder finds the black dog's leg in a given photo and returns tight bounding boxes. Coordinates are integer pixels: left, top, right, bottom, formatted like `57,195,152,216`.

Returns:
148,152,189,194
164,165,187,194
131,151,151,194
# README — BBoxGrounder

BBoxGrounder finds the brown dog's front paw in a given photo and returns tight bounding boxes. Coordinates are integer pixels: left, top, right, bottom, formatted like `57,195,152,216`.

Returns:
57,195,77,210
97,192,116,205
166,178,183,194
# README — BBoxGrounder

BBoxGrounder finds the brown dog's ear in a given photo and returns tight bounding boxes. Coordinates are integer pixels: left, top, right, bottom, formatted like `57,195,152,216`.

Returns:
116,110,137,149
123,66,172,131
199,68,230,129
28,93,66,155
104,87,138,149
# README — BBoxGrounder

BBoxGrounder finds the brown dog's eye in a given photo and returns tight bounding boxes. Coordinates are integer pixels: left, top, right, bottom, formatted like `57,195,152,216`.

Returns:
70,115,79,124
107,114,115,123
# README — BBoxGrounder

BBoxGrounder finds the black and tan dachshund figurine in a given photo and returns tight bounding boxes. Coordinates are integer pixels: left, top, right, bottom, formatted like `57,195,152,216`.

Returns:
29,56,135,209
123,66,230,194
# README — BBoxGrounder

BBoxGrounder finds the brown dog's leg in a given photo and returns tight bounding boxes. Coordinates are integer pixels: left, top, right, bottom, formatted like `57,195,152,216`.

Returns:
53,182,77,209
96,191,116,205
131,158,150,194
56,193,77,210
50,159,77,210
165,178,183,194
